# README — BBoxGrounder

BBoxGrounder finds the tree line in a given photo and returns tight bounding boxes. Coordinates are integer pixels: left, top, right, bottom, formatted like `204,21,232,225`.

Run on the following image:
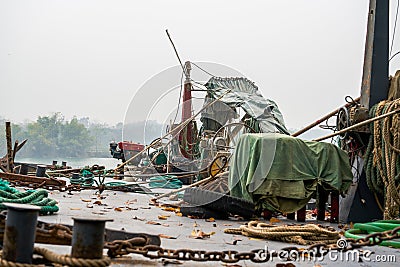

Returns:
0,113,162,158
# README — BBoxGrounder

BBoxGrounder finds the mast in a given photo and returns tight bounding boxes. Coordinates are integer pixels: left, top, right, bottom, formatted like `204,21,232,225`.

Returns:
360,0,389,108
344,0,390,223
180,61,194,158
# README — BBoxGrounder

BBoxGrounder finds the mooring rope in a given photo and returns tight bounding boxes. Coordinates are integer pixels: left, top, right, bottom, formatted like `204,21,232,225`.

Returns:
0,179,59,215
365,99,400,219
224,221,340,246
0,247,111,267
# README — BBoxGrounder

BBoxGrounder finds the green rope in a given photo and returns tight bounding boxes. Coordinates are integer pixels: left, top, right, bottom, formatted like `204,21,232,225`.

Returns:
344,220,400,248
70,172,94,187
365,103,400,196
0,179,59,215
149,175,182,189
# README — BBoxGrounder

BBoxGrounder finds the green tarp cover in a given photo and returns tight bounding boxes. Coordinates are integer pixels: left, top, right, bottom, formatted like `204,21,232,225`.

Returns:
200,96,238,131
229,133,353,213
204,77,290,134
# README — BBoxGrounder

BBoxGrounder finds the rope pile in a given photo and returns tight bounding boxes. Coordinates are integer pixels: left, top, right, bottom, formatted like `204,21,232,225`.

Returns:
365,98,400,219
0,247,111,267
148,175,182,189
0,179,58,215
224,221,340,245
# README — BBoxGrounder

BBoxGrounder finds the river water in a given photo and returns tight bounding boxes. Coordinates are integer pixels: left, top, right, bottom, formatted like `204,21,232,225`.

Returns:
15,157,121,170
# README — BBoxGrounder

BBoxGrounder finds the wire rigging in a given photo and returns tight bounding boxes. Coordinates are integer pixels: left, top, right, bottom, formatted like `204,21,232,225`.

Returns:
172,68,185,125
390,0,400,58
389,50,400,62
191,62,217,77
166,29,185,73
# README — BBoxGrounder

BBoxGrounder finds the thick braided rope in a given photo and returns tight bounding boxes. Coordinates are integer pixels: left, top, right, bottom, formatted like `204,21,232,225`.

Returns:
384,100,400,218
0,247,111,267
34,247,111,267
366,99,400,219
245,221,339,237
0,258,40,267
224,221,340,245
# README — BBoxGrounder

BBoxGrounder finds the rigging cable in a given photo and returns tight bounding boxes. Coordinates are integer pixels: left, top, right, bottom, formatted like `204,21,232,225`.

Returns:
172,68,185,125
389,0,400,58
166,29,185,72
389,51,400,62
191,62,217,77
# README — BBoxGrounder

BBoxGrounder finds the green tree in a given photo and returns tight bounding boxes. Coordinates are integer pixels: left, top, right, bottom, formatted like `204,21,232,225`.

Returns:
58,117,93,157
23,113,64,157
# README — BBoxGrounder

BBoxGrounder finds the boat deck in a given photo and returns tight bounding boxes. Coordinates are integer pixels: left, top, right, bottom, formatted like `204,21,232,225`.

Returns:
33,178,399,267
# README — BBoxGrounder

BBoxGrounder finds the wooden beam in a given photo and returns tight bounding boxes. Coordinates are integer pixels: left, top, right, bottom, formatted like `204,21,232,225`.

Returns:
5,122,13,173
0,172,66,186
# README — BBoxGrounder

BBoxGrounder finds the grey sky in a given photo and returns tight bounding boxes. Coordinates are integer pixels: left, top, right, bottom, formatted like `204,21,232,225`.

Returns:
0,0,399,129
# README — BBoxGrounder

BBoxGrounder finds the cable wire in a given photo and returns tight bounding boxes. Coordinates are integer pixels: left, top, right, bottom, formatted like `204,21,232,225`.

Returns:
191,62,216,77
389,50,400,62
172,68,185,125
166,29,185,72
390,0,400,57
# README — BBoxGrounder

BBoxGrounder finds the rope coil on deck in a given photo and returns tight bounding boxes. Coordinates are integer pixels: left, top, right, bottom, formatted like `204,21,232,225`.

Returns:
0,247,111,267
224,221,340,245
365,98,400,219
0,179,59,215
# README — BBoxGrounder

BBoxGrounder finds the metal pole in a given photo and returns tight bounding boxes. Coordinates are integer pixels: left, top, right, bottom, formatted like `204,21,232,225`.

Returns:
360,0,389,108
291,97,360,137
180,61,194,159
313,108,400,142
2,203,41,264
71,217,113,259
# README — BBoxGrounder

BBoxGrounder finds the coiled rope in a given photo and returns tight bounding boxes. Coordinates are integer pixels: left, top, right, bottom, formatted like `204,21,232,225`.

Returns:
0,180,58,215
365,99,400,219
0,247,111,267
224,221,340,245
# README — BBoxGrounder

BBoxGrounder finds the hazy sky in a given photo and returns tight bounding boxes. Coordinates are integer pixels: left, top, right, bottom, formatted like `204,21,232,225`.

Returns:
1,0,399,129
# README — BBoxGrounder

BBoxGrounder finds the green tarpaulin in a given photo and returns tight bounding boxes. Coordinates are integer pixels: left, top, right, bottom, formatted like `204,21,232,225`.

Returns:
229,133,353,213
203,77,290,134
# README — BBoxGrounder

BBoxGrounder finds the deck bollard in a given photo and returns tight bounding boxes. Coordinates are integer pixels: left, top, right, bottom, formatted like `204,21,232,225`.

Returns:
35,165,47,177
19,163,29,175
2,203,41,264
70,173,81,184
71,217,113,259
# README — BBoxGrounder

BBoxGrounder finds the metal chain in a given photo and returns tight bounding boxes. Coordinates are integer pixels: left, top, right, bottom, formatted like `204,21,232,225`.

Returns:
104,226,400,263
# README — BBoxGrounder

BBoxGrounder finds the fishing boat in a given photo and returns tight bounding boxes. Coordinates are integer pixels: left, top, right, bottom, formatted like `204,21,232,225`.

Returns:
0,0,399,266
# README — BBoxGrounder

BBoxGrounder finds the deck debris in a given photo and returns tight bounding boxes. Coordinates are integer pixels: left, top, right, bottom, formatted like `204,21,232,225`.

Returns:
190,229,215,239
146,221,161,225
158,215,170,220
